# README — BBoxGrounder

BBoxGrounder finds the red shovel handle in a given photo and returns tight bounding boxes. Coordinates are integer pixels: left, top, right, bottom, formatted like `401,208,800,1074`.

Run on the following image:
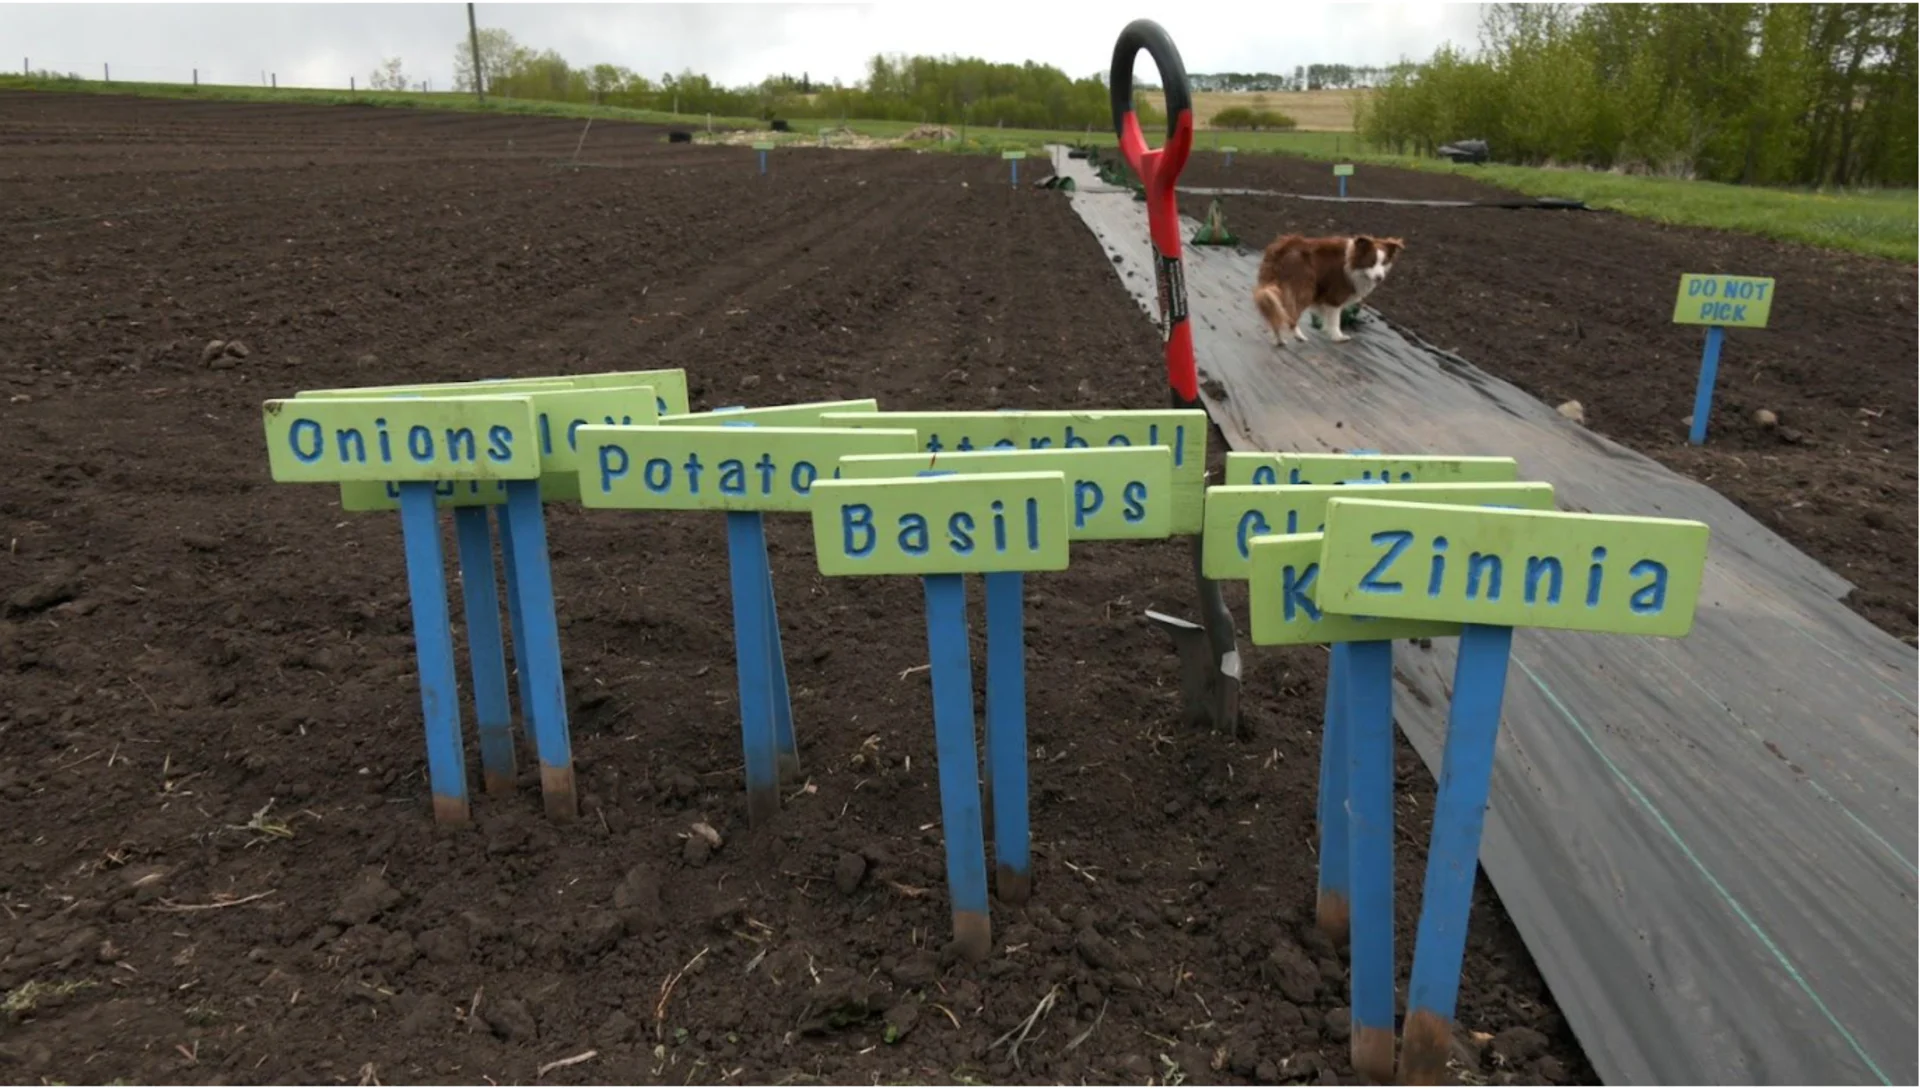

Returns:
1110,18,1198,405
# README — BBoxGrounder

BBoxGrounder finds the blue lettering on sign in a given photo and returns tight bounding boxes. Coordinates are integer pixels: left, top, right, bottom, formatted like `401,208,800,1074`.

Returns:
1236,509,1272,559
899,514,930,554
643,457,672,493
1525,556,1563,605
1350,535,1670,613
567,415,632,452
1358,529,1414,594
834,498,1042,560
843,503,876,556
291,417,515,467
1283,562,1323,622
1253,464,1277,485
792,460,818,493
598,444,629,492
915,424,1186,464
1074,481,1103,527
1629,559,1667,613
1697,301,1748,323
1122,481,1147,522
719,459,748,496
291,419,324,463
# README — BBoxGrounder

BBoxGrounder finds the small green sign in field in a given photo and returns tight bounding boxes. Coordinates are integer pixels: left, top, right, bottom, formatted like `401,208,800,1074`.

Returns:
1316,497,1711,637
659,398,877,429
1247,532,1460,646
1672,273,1774,329
836,446,1174,540
821,409,1208,533
809,471,1071,576
1202,481,1557,580
577,424,919,512
1333,163,1355,177
263,395,540,484
1223,451,1521,488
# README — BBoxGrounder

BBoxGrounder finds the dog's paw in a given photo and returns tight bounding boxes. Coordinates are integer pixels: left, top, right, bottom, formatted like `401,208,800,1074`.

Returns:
1329,330,1352,344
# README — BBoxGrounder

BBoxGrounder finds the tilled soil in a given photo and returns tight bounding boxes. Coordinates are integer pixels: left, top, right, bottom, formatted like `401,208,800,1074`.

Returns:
1,95,1597,1087
1175,151,1918,642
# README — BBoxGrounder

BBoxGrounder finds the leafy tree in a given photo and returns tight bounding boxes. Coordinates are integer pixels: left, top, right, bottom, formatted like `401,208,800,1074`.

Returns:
368,57,408,92
1360,2,1917,186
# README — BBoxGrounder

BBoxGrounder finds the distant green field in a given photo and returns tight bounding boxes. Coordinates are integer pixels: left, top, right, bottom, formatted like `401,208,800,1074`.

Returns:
3,75,1909,261
1361,156,1917,263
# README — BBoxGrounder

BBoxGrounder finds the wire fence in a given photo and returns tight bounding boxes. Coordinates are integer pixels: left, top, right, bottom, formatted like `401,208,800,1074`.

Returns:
16,57,442,94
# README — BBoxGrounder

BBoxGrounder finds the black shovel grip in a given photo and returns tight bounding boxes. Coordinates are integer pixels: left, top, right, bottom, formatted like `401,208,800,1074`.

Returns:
1109,18,1192,143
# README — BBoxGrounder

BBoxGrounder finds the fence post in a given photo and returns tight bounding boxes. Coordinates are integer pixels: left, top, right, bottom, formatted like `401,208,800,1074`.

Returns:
271,72,276,89
103,62,109,82
193,68,198,86
350,75,354,92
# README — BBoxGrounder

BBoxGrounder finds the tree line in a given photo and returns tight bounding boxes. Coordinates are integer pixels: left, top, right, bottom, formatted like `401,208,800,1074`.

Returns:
445,29,1159,130
1360,3,1917,187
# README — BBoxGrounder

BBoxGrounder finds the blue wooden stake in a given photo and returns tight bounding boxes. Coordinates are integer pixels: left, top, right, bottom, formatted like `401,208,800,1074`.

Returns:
454,506,516,796
726,510,782,826
1688,324,1726,445
1010,158,1019,187
1399,623,1514,1084
983,570,1031,905
758,149,767,175
718,417,799,785
923,573,992,961
503,479,577,821
1345,637,1397,1082
1224,149,1234,169
1316,642,1352,940
397,483,471,825
495,503,536,760
763,552,800,782
1339,174,1348,199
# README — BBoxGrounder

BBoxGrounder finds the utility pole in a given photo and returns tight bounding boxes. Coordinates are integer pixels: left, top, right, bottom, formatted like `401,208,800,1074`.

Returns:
467,2,485,102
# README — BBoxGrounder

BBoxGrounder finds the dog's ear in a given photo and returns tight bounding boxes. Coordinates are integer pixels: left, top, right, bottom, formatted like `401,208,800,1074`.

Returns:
1378,237,1405,260
1349,235,1376,263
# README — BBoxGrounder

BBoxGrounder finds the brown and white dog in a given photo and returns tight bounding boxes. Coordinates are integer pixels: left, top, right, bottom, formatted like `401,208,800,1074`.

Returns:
1252,233,1404,346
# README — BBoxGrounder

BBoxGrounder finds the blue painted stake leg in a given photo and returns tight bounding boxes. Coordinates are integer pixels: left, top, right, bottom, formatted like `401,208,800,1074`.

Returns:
1010,158,1019,187
496,504,536,762
762,544,800,783
454,506,516,796
397,484,471,825
726,511,782,826
1316,642,1352,940
983,571,1031,905
758,149,767,175
503,479,577,821
1399,623,1514,1084
923,573,992,961
1688,324,1726,445
1224,150,1233,169
1345,638,1397,1082
1339,175,1347,199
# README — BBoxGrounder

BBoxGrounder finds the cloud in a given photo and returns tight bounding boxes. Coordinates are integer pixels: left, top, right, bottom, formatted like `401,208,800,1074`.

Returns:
2,2,1483,90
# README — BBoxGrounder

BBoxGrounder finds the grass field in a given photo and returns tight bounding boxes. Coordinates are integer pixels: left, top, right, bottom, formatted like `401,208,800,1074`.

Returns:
1137,88,1367,132
2,74,1908,261
1355,155,1918,262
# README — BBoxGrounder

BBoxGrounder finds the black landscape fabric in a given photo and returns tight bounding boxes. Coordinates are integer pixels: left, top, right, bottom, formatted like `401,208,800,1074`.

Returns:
1054,147,1919,1087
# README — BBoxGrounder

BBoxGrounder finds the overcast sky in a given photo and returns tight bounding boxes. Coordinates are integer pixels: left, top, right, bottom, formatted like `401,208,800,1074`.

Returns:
6,2,1484,91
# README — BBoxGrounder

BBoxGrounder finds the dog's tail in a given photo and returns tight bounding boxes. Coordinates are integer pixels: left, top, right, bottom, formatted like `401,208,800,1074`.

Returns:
1253,283,1289,329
